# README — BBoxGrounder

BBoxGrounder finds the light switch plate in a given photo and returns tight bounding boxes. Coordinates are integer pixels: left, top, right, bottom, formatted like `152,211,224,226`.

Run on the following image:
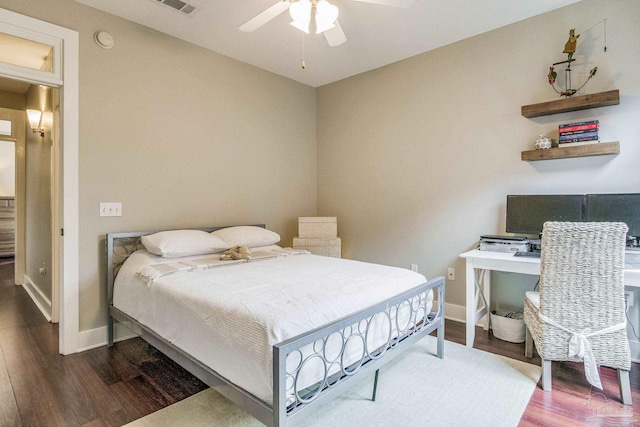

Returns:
100,202,122,217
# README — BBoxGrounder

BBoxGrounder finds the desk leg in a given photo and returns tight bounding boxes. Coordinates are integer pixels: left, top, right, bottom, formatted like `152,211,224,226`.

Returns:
465,261,475,347
483,270,491,331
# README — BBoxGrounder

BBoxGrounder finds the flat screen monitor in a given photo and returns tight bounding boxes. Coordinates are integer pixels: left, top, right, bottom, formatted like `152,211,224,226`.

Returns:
586,193,640,238
506,195,585,235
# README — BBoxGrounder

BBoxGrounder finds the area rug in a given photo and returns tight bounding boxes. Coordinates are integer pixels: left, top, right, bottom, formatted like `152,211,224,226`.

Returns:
125,336,541,427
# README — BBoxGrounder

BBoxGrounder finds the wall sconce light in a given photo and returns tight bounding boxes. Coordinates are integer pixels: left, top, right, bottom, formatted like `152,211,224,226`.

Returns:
26,109,45,137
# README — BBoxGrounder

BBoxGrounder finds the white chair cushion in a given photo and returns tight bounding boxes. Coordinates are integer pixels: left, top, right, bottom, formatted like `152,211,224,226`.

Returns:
525,291,540,309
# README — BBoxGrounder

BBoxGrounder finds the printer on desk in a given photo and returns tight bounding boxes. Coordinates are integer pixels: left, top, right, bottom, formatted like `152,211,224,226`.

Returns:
479,235,531,253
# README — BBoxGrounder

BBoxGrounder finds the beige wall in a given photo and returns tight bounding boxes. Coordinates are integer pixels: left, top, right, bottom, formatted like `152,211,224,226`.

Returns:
317,0,640,312
24,84,53,303
0,0,317,332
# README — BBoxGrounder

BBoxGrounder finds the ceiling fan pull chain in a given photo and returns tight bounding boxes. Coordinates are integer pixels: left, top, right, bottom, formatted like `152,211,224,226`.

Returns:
301,32,306,69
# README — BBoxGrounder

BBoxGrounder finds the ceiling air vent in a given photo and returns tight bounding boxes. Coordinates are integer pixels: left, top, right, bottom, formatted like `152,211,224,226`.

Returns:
152,0,199,16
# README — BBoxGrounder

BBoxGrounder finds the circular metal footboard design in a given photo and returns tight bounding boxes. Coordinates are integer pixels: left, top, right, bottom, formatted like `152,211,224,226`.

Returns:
285,289,436,409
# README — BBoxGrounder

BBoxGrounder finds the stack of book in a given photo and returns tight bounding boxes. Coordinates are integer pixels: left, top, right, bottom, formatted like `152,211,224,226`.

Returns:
558,120,599,147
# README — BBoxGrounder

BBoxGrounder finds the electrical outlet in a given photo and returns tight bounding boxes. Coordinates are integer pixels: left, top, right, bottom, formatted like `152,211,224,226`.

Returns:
410,264,418,272
625,291,634,307
100,202,122,217
447,268,455,281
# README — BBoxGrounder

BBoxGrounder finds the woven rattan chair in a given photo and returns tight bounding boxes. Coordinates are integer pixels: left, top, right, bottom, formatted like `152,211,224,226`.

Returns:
524,221,632,405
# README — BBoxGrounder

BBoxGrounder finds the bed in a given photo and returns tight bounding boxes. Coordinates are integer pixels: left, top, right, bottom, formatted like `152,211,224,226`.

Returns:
106,225,445,426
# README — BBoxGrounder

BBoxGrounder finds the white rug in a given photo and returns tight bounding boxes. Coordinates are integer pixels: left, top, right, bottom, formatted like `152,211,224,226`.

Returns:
125,336,541,427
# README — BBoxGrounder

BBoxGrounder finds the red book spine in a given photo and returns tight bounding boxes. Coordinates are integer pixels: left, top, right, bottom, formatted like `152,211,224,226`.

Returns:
558,123,599,133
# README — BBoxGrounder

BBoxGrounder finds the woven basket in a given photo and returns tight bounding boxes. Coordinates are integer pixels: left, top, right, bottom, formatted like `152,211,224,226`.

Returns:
491,311,525,343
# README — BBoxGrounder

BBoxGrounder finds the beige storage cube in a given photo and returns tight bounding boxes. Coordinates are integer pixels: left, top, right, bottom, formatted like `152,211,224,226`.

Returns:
298,217,337,238
293,237,341,258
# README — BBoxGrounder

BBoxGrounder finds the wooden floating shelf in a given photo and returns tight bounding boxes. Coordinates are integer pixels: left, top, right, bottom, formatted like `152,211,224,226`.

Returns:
521,89,620,118
521,141,619,162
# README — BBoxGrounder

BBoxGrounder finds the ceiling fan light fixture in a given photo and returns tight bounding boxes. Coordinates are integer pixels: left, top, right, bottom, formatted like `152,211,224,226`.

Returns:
290,17,311,33
315,0,338,34
290,0,312,33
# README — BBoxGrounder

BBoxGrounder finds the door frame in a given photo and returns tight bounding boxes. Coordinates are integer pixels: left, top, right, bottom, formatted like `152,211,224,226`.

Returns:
0,8,79,355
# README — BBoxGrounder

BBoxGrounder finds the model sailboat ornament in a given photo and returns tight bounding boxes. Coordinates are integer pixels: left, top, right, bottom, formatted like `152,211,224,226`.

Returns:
547,21,607,98
239,0,416,47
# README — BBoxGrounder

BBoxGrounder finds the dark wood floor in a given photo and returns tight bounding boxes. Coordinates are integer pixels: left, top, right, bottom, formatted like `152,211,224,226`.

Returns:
0,259,638,426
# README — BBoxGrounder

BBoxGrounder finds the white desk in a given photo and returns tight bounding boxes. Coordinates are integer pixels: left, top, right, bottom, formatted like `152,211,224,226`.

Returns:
459,249,640,348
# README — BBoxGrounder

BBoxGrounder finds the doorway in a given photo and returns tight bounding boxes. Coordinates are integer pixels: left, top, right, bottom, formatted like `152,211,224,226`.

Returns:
0,87,59,324
0,8,79,354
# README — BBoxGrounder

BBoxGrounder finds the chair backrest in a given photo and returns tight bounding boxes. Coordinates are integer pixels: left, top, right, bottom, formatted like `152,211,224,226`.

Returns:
539,221,628,330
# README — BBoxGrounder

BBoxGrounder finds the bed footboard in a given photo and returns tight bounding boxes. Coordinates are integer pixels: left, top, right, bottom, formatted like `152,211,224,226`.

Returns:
273,276,445,426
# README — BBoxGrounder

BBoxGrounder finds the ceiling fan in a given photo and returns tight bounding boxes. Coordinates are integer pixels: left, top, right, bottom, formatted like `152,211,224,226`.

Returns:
239,0,417,47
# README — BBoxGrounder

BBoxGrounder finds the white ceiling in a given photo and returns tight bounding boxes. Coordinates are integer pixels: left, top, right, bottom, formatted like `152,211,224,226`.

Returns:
75,0,583,87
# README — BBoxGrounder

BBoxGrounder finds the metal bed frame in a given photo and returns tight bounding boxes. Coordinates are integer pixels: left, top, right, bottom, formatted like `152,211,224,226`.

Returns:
106,225,445,426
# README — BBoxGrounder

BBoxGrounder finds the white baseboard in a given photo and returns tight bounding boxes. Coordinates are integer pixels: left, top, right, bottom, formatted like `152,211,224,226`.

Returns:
443,302,467,323
443,301,486,327
77,322,137,352
22,274,52,322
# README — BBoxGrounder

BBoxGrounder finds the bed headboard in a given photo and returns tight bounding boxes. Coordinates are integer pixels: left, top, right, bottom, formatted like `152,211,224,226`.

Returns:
105,224,266,307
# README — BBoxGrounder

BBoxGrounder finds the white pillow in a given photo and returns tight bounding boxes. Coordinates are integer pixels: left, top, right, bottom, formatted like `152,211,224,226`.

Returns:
141,230,229,258
211,226,280,248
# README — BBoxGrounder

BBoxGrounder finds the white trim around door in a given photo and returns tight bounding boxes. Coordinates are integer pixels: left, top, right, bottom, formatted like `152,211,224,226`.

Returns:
0,8,79,355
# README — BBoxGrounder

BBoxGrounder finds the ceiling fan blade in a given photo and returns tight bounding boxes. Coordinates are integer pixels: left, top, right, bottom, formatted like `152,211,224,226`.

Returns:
324,20,346,46
239,1,291,32
350,0,416,7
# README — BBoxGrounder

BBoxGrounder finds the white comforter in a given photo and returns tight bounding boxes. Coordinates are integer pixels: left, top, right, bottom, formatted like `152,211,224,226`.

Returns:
113,250,431,404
